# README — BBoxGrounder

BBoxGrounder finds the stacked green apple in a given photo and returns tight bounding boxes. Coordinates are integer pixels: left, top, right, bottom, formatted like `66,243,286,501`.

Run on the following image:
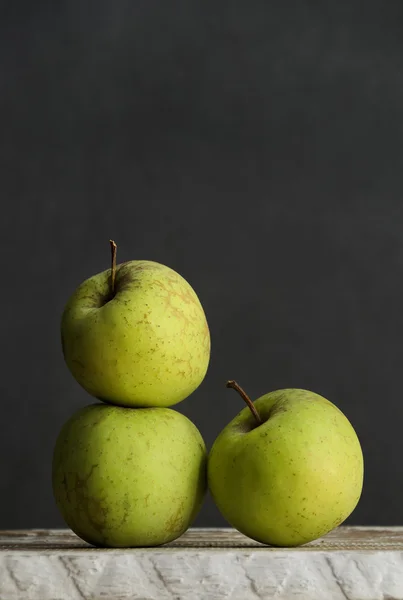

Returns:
52,242,210,547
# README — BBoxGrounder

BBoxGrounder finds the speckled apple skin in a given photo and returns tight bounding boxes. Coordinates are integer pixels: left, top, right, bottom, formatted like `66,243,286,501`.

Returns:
61,260,210,407
208,389,364,547
52,404,207,547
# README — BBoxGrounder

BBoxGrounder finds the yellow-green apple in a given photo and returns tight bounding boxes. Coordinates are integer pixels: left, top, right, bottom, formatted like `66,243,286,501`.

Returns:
208,381,364,546
61,241,210,407
52,403,207,547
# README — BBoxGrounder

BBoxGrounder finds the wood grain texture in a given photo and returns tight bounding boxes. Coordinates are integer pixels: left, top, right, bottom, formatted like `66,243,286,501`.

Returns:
1,527,402,600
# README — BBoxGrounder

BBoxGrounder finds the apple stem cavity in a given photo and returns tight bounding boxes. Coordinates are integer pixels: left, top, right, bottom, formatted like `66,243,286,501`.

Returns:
226,380,262,425
109,239,117,296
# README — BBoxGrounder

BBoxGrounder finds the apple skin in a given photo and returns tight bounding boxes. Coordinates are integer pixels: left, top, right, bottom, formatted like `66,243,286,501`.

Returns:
208,389,363,547
61,260,210,407
52,403,207,547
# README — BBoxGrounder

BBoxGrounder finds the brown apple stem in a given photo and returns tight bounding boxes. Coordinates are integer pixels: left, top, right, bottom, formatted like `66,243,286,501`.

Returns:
109,239,117,295
226,380,262,424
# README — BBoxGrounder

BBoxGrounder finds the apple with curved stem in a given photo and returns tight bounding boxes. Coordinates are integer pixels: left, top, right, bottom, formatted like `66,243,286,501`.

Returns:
52,403,207,547
208,381,364,547
61,241,210,407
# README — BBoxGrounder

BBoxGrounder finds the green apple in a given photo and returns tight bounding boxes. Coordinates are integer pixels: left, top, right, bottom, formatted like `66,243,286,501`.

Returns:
52,403,207,547
61,242,210,407
208,381,364,547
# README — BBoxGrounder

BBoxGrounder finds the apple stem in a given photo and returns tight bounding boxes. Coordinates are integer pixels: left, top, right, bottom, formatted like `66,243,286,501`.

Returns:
109,239,117,295
226,380,262,424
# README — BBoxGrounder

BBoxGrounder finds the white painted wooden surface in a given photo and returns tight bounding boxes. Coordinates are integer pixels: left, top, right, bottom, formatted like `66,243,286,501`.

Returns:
1,527,402,600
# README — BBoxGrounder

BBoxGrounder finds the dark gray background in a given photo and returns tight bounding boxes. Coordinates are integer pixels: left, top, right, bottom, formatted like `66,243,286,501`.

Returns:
1,1,402,529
